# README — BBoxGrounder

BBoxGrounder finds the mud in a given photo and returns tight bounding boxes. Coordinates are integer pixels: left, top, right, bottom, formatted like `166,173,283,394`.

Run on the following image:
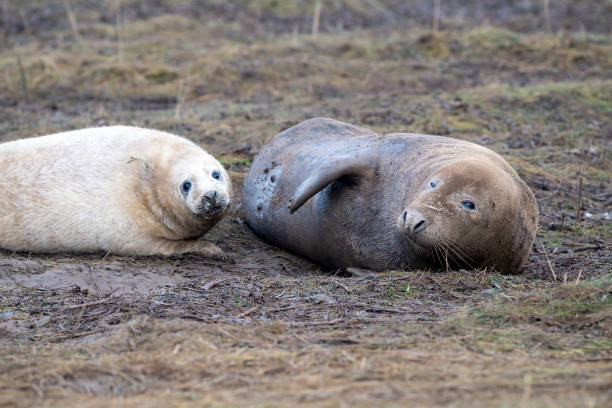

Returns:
0,2,610,406
1,257,187,296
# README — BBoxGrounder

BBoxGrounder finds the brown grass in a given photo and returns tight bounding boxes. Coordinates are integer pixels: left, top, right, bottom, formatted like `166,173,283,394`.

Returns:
0,1,611,407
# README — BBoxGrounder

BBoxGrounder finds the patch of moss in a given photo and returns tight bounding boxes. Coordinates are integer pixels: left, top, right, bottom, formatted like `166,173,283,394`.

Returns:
144,68,179,84
464,26,529,58
458,80,612,118
87,64,142,84
466,27,521,49
125,14,198,38
415,33,450,59
446,117,480,133
218,154,252,170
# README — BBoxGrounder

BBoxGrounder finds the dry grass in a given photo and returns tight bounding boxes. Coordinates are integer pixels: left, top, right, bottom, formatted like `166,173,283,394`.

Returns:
0,1,611,407
2,317,611,407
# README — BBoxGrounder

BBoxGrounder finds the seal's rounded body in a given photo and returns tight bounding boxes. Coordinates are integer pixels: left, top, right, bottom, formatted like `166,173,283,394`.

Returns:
243,118,537,274
0,126,231,257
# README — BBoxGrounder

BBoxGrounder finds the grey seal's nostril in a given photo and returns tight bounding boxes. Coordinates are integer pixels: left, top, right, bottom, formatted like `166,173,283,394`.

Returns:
413,219,426,234
400,209,426,236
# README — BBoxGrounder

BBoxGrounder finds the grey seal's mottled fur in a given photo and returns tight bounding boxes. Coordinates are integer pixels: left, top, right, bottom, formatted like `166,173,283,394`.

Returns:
243,118,538,274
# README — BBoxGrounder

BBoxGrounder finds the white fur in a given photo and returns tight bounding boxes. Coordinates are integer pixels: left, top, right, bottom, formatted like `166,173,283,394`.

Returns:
0,126,231,256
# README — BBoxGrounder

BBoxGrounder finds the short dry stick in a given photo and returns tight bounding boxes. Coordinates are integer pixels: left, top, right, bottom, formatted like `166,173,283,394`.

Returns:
539,240,557,281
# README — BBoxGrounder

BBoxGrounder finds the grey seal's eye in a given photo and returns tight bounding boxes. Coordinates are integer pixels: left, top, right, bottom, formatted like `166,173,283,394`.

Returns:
461,200,475,210
182,181,192,193
212,170,221,180
430,181,436,188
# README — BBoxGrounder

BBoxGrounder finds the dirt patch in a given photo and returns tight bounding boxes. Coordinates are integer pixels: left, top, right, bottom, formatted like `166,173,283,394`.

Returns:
2,259,186,296
1,2,611,407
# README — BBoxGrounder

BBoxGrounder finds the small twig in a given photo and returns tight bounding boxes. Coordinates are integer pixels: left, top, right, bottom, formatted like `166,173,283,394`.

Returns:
63,297,112,310
363,305,406,314
235,305,259,319
174,63,192,120
178,314,208,321
15,54,30,104
202,278,230,290
575,269,582,285
571,243,607,252
286,318,345,327
539,240,557,281
115,0,123,61
576,176,583,220
389,275,412,282
99,250,112,261
175,80,186,119
282,317,425,327
432,0,441,33
275,288,289,298
333,279,351,293
262,304,299,314
312,0,321,38
1,2,8,33
541,0,551,33
18,9,32,38
52,330,100,340
61,0,84,46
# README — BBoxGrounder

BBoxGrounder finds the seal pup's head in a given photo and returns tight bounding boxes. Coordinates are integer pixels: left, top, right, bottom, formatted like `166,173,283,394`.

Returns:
398,159,538,274
170,151,232,220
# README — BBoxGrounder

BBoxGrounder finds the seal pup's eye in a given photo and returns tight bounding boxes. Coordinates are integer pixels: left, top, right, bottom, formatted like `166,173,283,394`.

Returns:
430,182,437,188
182,181,192,193
211,170,221,180
461,200,476,210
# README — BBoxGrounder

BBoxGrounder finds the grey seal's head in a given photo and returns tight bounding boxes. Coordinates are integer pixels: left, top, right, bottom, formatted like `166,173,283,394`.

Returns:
398,158,538,274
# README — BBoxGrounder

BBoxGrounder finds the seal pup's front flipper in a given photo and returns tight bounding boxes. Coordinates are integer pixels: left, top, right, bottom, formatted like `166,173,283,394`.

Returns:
289,147,378,214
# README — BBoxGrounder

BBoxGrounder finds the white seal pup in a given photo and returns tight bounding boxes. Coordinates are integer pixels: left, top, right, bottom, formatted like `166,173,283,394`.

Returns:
0,126,232,258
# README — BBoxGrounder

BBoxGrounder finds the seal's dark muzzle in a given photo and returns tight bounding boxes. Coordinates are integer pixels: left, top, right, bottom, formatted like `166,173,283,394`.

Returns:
199,191,229,215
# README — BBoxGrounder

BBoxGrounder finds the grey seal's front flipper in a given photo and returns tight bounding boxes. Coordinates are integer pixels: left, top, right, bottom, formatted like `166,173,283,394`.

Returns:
288,147,379,214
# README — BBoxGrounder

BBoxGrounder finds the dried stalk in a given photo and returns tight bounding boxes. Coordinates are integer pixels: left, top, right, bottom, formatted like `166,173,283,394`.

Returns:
61,0,84,46
312,0,322,38
539,240,557,281
15,54,30,104
115,0,124,61
433,0,441,33
542,0,551,32
576,176,583,220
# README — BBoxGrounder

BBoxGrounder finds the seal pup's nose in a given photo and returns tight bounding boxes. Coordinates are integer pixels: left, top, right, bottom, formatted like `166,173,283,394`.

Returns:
202,190,218,206
200,190,229,215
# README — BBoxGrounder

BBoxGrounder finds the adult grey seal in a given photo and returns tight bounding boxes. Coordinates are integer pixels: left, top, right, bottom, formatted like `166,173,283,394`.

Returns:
243,118,538,274
0,126,231,258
